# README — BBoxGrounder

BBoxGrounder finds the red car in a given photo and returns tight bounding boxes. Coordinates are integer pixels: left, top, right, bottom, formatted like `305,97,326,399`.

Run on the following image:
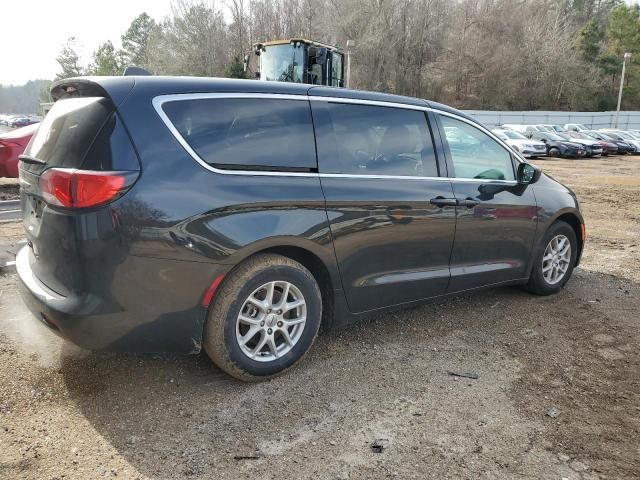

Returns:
0,123,38,178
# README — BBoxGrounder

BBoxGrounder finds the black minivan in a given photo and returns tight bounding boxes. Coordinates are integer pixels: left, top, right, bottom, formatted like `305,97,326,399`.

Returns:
17,77,584,380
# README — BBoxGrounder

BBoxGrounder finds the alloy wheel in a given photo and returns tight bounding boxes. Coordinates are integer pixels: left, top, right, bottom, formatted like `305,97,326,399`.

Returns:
235,281,307,362
542,234,571,285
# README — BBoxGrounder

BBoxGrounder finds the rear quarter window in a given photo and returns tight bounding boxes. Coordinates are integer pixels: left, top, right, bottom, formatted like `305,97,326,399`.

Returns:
161,97,317,172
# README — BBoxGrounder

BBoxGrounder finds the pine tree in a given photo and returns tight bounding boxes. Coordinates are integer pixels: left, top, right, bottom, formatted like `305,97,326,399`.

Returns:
55,37,84,80
88,41,123,76
224,56,247,79
121,13,156,67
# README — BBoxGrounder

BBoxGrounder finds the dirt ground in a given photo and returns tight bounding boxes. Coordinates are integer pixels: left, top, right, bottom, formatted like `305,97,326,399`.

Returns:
0,156,638,479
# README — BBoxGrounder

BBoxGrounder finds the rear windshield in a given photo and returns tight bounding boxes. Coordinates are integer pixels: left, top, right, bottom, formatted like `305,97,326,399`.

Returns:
24,97,113,169
162,98,317,171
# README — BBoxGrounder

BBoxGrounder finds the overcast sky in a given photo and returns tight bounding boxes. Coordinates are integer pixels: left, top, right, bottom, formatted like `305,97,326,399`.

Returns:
0,0,175,85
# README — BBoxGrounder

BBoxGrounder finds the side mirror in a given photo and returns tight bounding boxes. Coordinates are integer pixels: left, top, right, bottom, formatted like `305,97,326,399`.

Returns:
541,138,547,143
517,162,540,185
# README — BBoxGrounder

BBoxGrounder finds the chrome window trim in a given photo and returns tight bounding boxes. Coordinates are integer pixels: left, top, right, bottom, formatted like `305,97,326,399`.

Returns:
152,93,318,177
308,95,428,112
152,92,518,184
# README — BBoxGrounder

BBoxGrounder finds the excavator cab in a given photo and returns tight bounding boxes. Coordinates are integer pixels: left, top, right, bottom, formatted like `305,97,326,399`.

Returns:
244,39,346,87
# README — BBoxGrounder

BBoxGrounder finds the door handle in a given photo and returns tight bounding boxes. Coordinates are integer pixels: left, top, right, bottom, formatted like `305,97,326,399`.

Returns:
430,196,458,207
458,198,479,208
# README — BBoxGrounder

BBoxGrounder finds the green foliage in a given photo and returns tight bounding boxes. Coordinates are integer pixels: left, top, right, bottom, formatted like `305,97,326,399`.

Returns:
224,56,247,79
579,19,603,62
121,13,156,67
606,4,640,56
88,41,123,76
55,37,84,80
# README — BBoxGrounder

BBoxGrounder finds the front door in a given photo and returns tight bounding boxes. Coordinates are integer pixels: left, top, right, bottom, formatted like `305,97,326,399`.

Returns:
311,98,457,312
434,113,538,292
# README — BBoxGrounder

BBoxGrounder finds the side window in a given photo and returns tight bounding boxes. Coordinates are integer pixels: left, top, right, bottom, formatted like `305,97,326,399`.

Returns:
439,115,515,181
162,98,317,171
315,102,438,177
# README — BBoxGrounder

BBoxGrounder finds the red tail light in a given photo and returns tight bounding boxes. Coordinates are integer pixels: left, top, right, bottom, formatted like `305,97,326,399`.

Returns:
39,168,136,209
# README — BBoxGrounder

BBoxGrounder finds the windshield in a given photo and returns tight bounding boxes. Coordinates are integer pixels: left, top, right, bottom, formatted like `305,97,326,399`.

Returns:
582,133,599,140
500,130,527,139
260,44,305,83
537,125,553,132
542,132,565,141
571,132,591,139
617,132,638,140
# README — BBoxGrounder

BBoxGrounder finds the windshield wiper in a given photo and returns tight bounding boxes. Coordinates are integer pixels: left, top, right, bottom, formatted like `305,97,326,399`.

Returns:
18,154,46,165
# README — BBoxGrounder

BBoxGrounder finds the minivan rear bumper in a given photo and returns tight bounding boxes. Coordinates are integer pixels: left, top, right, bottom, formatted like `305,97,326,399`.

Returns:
16,245,211,353
17,245,87,341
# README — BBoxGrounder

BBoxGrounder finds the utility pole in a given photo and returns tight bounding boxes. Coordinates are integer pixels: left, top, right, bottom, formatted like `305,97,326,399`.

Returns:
346,40,354,89
614,52,632,129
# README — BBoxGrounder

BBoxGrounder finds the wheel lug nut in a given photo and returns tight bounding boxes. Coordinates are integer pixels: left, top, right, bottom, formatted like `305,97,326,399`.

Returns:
267,309,271,313
277,321,283,327
277,310,282,314
260,321,265,326
267,328,273,334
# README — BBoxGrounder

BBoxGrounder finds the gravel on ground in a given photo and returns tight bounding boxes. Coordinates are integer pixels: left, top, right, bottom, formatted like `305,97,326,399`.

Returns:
0,155,638,479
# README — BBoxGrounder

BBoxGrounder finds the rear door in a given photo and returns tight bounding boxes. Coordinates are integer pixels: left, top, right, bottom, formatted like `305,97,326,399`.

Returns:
311,98,456,313
433,113,538,292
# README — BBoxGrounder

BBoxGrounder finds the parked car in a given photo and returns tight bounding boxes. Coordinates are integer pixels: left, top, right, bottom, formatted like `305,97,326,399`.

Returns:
563,123,589,132
9,117,38,128
584,130,632,154
492,128,547,157
529,131,586,158
17,76,585,381
0,123,38,177
0,115,12,126
501,124,544,137
555,132,602,157
543,124,567,133
564,131,615,156
600,129,640,153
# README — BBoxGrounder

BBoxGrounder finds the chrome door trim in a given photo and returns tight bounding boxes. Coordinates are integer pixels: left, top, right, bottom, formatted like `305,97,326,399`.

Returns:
152,91,519,185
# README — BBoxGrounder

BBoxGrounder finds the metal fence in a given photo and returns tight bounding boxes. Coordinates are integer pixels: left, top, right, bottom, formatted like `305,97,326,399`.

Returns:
461,110,640,130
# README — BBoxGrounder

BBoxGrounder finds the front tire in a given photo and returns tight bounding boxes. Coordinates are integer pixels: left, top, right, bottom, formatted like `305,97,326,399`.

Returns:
549,147,561,158
203,254,322,381
525,221,577,295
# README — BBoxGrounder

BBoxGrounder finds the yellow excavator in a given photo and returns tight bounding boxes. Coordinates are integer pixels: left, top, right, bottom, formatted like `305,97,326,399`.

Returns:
244,38,350,87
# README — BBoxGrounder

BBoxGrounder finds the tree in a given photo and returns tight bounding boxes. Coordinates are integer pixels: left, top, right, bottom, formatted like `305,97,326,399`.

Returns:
606,4,640,56
579,19,603,62
225,56,247,78
121,13,156,67
55,37,84,80
88,41,123,76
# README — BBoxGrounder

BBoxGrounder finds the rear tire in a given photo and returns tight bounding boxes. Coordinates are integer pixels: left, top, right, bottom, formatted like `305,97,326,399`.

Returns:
549,147,561,158
525,221,577,295
203,254,322,381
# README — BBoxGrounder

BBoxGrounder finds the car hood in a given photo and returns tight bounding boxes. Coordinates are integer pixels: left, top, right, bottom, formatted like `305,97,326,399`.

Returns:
0,123,39,139
567,139,600,147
